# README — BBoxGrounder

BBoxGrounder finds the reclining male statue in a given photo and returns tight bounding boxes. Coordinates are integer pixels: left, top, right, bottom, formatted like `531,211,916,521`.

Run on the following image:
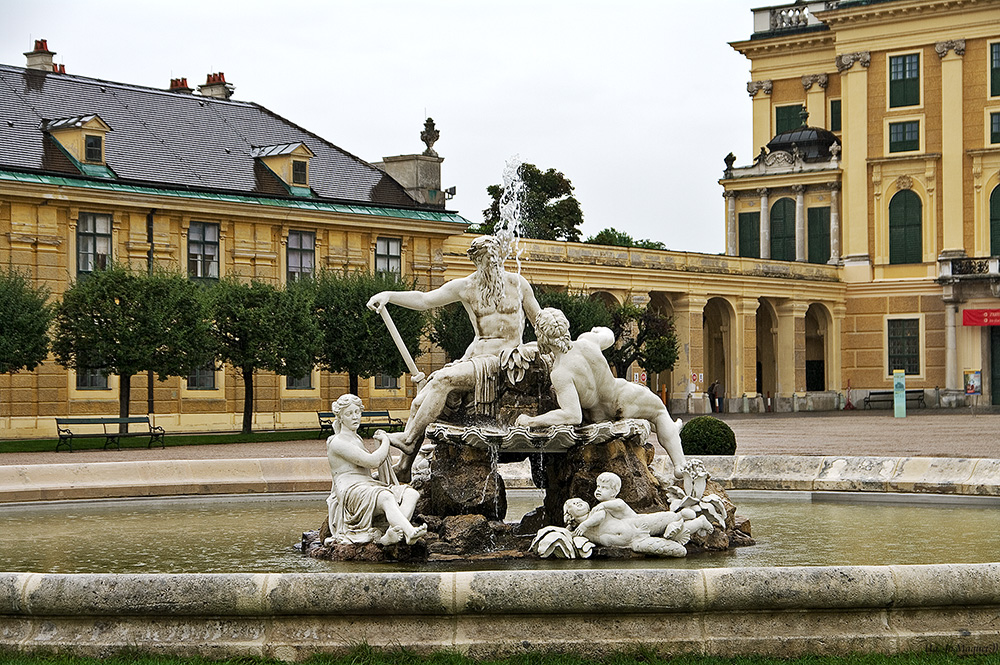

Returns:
514,307,689,477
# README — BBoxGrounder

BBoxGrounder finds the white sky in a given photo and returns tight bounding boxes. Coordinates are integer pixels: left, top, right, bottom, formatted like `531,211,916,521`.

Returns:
2,0,761,255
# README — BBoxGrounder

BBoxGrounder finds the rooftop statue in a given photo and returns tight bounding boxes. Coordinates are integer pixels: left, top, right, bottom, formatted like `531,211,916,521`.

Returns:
515,307,688,477
367,234,541,475
325,393,426,546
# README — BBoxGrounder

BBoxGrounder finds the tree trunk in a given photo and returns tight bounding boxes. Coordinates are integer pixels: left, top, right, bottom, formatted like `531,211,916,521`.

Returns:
119,373,132,433
241,366,255,434
349,372,359,396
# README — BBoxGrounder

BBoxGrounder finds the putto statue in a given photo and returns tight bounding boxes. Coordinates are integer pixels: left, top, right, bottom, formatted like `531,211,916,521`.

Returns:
325,394,426,546
367,234,541,471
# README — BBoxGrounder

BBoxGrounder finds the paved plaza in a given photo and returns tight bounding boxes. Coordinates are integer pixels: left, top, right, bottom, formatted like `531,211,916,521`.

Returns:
2,408,999,466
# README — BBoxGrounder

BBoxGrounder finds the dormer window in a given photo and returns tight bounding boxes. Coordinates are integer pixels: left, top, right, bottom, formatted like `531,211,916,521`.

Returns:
84,134,103,162
292,159,308,185
251,142,315,196
43,114,114,177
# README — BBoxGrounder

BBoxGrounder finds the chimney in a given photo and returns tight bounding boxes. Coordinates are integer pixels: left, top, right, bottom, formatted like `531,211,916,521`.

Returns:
24,39,55,72
198,72,234,100
169,77,193,93
52,64,66,74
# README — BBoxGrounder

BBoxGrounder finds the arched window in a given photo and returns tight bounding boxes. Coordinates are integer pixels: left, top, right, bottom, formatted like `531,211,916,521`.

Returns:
888,190,922,264
770,198,796,261
991,185,1000,256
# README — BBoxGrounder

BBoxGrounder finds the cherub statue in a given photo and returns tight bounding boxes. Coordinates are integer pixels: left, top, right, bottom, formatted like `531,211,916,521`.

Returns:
325,393,427,546
562,472,713,558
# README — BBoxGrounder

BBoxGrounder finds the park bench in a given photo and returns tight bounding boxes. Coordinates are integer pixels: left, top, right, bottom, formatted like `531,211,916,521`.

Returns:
55,416,165,452
862,389,926,409
317,410,405,438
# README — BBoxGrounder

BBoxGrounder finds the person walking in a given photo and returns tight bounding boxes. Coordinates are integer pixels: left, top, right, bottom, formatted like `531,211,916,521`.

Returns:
707,380,720,413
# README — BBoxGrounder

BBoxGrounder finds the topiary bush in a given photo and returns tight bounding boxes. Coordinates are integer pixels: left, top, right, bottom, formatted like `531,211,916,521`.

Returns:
679,416,737,456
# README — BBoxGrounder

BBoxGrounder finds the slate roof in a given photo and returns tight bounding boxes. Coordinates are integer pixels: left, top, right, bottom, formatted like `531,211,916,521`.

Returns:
0,64,425,209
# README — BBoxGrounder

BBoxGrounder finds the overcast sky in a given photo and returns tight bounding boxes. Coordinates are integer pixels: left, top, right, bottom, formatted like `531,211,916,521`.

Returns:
2,0,761,255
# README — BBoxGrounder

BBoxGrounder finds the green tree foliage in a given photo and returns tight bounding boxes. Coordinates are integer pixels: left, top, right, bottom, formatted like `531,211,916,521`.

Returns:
533,290,612,341
0,268,53,376
606,302,679,380
477,163,584,242
585,227,666,250
52,264,214,427
312,270,425,396
680,415,737,455
208,277,320,433
428,302,473,363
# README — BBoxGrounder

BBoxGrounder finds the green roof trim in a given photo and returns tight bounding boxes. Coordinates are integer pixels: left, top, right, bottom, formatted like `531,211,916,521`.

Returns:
0,170,469,225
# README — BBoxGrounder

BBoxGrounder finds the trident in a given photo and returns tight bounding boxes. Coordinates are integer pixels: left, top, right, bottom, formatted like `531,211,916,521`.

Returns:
371,302,426,389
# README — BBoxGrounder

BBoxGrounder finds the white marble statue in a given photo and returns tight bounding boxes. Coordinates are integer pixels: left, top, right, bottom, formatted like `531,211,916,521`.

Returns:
325,393,427,546
367,234,542,473
562,472,712,558
514,307,687,477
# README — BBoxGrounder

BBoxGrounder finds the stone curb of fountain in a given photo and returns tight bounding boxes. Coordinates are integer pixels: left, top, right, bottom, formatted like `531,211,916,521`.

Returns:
0,454,999,503
2,565,1000,658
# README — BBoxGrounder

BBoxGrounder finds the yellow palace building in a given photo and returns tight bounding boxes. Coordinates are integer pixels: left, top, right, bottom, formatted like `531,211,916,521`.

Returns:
2,0,999,439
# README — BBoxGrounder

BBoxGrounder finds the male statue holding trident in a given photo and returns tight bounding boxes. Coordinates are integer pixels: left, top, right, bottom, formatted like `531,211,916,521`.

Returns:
367,234,542,475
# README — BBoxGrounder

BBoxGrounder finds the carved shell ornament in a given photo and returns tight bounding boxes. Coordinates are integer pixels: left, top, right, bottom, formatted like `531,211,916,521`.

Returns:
895,175,913,191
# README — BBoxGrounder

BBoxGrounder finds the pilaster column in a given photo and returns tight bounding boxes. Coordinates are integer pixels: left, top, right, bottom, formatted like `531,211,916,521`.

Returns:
775,301,810,399
944,301,959,391
725,190,737,256
829,182,841,264
793,184,806,262
836,51,871,273
938,40,966,257
672,294,709,405
802,73,828,129
748,80,773,154
736,297,759,398
758,187,770,260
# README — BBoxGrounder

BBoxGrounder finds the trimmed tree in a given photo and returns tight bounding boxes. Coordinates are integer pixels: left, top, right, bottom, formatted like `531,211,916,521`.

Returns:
313,270,425,395
208,277,320,433
0,268,53,375
52,264,214,429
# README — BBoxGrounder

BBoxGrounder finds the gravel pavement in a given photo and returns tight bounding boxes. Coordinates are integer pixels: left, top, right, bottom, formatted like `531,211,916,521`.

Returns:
2,408,999,466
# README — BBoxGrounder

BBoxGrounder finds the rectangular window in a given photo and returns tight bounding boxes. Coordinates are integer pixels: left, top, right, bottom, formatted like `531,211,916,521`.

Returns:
375,237,402,273
287,230,315,281
286,373,312,390
77,212,112,274
887,318,920,376
188,222,220,279
76,368,108,390
738,212,760,259
807,207,831,264
375,373,400,390
84,134,102,162
775,104,804,134
991,112,1000,145
187,365,216,390
292,160,308,185
829,99,841,132
888,121,920,153
889,53,920,107
991,43,1000,97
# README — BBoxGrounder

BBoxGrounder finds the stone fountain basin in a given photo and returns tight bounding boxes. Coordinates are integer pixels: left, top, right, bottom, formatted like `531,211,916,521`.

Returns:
425,419,650,453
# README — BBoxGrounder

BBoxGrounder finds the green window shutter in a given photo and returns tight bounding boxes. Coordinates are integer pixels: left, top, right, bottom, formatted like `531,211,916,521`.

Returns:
775,105,803,134
739,212,760,258
889,121,919,153
770,198,796,261
990,186,1000,256
889,190,922,264
992,113,1000,145
887,318,920,376
829,100,841,132
807,207,830,264
992,44,1000,97
889,54,919,108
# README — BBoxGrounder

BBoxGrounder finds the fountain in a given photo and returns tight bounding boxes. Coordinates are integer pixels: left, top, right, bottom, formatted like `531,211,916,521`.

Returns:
304,160,747,562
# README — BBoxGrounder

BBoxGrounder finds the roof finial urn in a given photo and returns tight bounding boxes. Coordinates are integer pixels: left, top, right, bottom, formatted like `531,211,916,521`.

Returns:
421,117,439,157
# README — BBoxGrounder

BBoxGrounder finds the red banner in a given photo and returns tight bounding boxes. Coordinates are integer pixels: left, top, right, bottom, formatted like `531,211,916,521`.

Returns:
963,309,1000,326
